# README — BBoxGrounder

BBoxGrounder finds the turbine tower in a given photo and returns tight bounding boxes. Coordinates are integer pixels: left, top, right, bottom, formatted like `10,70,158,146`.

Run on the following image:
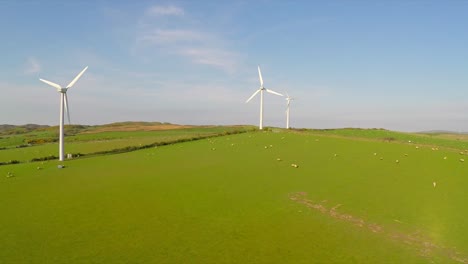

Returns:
285,92,295,129
246,66,283,130
39,66,88,161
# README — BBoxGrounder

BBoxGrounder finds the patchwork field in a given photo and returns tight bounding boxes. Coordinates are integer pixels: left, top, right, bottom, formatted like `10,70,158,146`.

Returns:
1,125,468,263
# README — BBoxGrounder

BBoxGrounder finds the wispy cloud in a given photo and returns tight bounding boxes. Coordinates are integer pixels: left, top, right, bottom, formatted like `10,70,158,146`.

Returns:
24,57,41,74
145,5,184,17
136,4,242,73
178,48,239,72
139,29,206,44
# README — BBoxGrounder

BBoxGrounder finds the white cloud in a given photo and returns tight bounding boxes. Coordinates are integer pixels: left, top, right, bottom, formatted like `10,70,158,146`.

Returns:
145,5,184,17
24,57,41,74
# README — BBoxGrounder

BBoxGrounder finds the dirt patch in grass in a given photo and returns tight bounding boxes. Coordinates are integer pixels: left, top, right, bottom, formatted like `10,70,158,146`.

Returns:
290,192,468,263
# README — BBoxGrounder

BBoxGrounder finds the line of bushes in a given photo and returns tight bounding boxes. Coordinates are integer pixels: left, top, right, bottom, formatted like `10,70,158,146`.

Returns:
30,155,58,162
0,160,20,166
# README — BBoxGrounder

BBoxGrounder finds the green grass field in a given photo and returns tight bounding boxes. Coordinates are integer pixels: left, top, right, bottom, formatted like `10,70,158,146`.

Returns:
1,126,468,263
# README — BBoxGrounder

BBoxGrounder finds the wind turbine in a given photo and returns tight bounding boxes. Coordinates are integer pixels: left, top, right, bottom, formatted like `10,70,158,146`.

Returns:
39,66,88,161
245,66,283,130
285,92,295,129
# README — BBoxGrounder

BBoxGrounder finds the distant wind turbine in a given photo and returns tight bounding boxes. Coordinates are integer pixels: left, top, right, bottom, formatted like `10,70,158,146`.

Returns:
39,66,88,161
246,66,283,130
285,92,295,129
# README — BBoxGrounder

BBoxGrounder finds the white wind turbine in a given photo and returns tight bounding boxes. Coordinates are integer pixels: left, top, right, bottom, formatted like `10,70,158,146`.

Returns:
285,92,295,129
246,66,283,130
39,66,88,161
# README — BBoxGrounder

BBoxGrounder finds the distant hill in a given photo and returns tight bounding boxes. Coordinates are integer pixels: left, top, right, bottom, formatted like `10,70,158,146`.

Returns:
0,122,191,136
418,130,468,135
0,124,50,134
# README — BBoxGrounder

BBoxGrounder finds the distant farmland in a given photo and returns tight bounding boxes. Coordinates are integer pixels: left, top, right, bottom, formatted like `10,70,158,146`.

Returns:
1,124,467,263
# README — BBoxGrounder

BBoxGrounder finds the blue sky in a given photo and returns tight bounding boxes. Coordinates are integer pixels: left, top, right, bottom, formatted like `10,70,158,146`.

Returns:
1,0,468,131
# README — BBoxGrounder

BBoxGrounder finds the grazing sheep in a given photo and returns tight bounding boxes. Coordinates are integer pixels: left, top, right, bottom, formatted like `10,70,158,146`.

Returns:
444,157,447,160
433,182,436,187
211,148,216,151
415,146,419,149
380,157,384,160
460,159,465,162
395,160,399,163
291,163,299,168
277,158,282,161
373,153,377,156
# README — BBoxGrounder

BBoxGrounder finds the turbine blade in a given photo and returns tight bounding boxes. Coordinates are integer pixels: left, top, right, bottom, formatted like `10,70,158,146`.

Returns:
39,79,62,90
66,66,88,88
257,65,264,87
246,89,261,103
265,89,283,96
64,93,71,125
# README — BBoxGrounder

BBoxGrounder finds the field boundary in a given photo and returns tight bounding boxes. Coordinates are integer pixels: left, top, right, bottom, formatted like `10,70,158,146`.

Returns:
0,128,254,166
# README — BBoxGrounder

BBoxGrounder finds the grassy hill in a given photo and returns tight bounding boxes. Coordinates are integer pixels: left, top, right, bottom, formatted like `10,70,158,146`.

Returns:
1,125,468,263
